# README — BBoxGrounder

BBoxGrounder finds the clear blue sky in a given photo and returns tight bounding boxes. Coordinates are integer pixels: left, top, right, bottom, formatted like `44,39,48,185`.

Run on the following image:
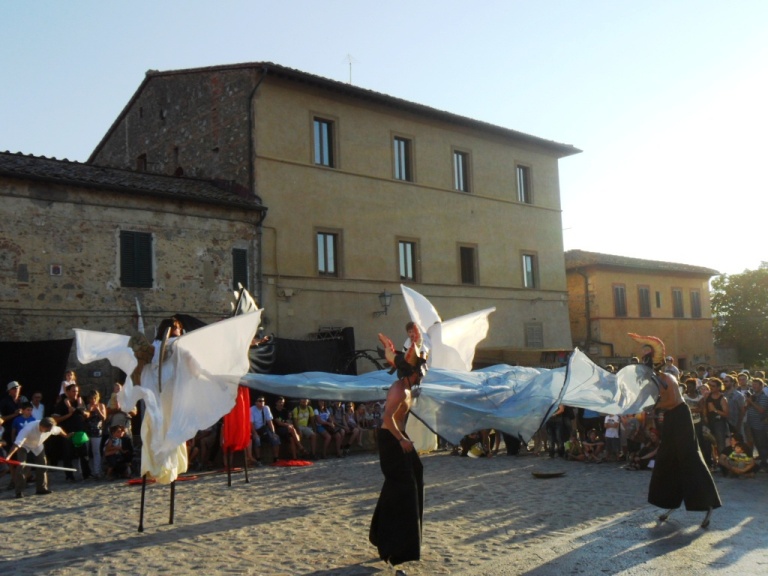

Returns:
2,1,766,275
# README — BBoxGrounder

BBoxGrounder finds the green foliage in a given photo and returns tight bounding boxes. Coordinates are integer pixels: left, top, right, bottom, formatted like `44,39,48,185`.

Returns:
711,268,768,366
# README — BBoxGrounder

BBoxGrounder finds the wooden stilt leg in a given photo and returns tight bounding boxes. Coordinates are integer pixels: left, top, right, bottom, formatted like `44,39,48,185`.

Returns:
243,449,250,484
169,480,176,525
226,448,232,487
138,474,147,532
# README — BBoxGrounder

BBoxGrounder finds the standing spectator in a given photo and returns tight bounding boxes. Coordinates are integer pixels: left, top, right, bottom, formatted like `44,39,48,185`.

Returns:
84,390,107,477
30,391,45,421
546,405,567,458
705,378,729,458
250,396,280,464
6,417,67,497
723,374,745,438
11,403,37,443
52,383,92,481
58,370,78,400
744,378,768,471
604,413,621,462
737,371,750,393
1,381,24,445
292,398,317,459
683,378,711,468
273,397,305,460
662,356,680,378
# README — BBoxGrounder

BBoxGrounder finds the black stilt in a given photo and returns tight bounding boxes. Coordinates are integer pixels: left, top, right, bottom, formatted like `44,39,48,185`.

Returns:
226,448,232,487
138,474,147,532
169,480,176,525
243,449,250,483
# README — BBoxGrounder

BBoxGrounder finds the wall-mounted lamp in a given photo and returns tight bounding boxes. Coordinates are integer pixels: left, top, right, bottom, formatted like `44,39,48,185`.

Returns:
373,291,392,318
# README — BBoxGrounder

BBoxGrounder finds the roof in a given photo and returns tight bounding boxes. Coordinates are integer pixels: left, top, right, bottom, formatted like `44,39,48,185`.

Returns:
564,249,719,277
0,151,265,212
90,61,581,162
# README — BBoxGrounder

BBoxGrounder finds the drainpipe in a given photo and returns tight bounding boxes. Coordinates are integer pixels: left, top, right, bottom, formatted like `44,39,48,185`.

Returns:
248,66,269,307
575,268,614,358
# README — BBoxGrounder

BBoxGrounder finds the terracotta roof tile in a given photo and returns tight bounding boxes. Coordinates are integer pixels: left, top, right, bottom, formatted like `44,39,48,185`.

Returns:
0,151,264,211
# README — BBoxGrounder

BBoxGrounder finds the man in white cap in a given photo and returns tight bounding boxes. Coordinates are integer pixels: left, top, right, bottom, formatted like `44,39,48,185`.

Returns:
662,356,680,378
6,417,69,498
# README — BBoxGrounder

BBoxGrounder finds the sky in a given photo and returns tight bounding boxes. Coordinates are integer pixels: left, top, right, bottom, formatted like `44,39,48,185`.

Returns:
2,1,767,276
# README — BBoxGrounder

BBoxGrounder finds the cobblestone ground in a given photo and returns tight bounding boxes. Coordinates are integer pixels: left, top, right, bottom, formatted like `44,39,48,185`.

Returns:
2,451,766,575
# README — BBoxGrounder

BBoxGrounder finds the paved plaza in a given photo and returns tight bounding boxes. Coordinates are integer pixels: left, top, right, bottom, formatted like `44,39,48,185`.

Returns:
3,450,766,575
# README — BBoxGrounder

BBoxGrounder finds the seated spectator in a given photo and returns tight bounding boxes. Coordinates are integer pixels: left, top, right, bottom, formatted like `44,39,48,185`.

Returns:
273,397,305,460
292,398,317,460
314,400,344,458
626,428,659,470
331,401,353,457
250,396,280,464
564,433,585,461
344,402,363,449
370,403,383,429
582,429,605,462
356,402,372,429
719,436,756,478
103,424,134,479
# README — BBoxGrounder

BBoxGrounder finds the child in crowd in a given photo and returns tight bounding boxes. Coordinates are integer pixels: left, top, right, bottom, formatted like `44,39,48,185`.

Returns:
564,433,585,461
582,429,605,463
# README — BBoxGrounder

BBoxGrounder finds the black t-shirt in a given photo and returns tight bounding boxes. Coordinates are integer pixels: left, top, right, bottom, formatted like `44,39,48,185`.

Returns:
54,398,88,433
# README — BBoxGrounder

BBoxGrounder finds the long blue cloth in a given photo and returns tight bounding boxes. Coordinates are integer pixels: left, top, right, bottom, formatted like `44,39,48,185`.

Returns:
240,348,658,445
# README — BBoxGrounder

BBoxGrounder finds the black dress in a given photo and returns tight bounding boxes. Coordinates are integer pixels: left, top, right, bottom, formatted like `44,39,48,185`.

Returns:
648,403,722,511
369,427,424,566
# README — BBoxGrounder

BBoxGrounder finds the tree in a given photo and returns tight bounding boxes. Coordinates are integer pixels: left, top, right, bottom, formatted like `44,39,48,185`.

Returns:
711,267,768,366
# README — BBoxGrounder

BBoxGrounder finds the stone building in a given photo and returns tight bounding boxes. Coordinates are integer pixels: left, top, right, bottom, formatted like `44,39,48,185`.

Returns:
0,151,264,398
565,249,719,370
90,62,581,364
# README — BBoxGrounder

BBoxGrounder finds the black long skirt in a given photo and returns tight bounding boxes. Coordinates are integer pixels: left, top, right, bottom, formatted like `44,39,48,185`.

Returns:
648,403,722,511
369,428,424,566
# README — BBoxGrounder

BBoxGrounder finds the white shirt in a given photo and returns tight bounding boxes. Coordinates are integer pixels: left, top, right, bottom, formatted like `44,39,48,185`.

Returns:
604,415,620,439
31,403,45,421
250,405,273,429
14,421,65,456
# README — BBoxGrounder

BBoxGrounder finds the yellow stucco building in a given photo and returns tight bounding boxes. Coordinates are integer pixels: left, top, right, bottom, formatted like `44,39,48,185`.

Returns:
565,250,719,371
90,62,581,364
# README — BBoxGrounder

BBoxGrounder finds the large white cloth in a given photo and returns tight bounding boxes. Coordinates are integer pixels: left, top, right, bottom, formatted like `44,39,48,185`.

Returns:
75,312,260,483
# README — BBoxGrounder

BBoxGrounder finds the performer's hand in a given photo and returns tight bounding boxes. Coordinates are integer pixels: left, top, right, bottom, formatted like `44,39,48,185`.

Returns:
400,438,414,453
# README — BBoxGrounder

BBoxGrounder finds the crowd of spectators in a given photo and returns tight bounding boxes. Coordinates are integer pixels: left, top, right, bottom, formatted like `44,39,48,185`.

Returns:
3,358,768,493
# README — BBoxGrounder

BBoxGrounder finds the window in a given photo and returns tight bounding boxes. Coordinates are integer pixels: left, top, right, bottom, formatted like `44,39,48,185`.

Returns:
690,290,702,318
453,150,470,192
522,253,538,289
459,245,477,285
398,240,418,282
638,286,651,318
136,153,147,172
317,231,340,277
613,284,627,317
313,117,335,167
655,291,662,308
120,231,153,288
672,288,684,318
525,322,544,348
516,165,532,204
393,137,413,181
232,248,248,290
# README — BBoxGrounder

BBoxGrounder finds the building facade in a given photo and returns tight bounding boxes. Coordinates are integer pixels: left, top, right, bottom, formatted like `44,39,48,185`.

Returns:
90,62,580,363
565,249,719,370
0,151,264,395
